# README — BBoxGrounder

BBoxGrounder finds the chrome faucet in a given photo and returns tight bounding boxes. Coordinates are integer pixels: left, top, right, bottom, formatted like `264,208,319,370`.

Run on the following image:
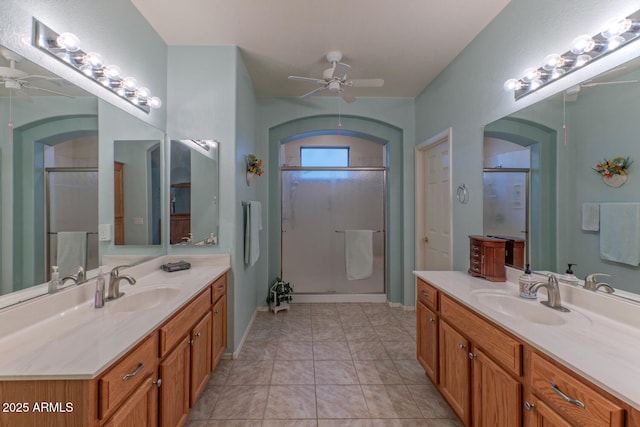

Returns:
61,266,87,286
584,273,614,293
531,274,570,312
106,265,136,301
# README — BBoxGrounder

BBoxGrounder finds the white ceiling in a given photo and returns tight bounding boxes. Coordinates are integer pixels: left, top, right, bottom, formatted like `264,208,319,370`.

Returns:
131,0,511,99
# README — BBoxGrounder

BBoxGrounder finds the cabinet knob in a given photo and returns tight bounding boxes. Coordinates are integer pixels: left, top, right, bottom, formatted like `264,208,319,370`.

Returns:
523,401,535,411
468,352,476,360
458,343,467,350
423,236,429,243
153,378,162,388
195,332,201,338
214,309,219,314
428,317,435,323
189,339,195,346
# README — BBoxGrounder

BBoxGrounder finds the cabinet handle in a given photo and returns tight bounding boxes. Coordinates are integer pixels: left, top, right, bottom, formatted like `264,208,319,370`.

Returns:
458,343,467,350
122,362,144,381
428,317,435,323
214,309,219,314
153,378,162,388
550,381,585,409
190,339,195,346
420,290,429,297
217,286,225,291
523,401,536,411
468,352,476,360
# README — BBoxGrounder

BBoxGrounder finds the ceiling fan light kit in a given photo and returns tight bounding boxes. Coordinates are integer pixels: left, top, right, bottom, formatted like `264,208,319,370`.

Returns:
504,8,640,100
288,50,384,103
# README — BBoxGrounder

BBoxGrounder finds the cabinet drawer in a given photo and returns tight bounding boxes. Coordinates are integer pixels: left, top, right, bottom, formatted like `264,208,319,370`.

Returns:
530,353,624,427
417,279,438,310
211,273,227,304
159,287,212,357
441,295,521,376
99,333,158,420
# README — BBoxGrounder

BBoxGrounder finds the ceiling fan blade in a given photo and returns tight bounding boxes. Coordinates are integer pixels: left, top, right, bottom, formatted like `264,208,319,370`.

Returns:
340,89,356,103
288,75,325,85
21,83,75,98
332,62,351,80
581,79,639,88
301,86,328,99
347,78,384,87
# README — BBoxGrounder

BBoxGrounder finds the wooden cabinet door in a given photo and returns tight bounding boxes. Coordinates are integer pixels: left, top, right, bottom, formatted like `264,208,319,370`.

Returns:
211,294,227,369
529,398,574,427
417,301,438,383
472,347,521,427
103,375,157,427
439,320,470,425
159,337,190,427
190,311,212,407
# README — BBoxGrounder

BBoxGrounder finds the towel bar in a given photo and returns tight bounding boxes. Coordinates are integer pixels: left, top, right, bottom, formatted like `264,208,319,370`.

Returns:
335,230,383,233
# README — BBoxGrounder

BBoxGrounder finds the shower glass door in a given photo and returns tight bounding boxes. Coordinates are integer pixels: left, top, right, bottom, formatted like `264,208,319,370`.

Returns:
281,168,385,294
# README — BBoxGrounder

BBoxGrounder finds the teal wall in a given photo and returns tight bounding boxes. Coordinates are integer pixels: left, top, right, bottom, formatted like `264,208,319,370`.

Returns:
256,98,415,307
415,0,640,274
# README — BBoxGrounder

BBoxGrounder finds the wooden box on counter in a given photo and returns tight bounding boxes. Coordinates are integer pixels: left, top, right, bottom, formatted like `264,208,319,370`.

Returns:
468,235,506,282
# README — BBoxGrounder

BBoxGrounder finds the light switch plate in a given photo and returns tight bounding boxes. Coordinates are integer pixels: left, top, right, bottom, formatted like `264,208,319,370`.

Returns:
99,223,112,241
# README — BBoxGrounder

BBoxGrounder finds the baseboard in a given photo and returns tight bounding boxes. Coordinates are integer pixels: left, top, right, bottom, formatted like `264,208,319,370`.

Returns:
230,308,258,359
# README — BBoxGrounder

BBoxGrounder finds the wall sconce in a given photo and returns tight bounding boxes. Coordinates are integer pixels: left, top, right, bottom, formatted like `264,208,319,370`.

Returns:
32,18,162,113
505,9,640,100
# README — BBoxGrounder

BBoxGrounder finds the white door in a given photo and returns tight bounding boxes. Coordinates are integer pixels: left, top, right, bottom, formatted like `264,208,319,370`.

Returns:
416,129,452,270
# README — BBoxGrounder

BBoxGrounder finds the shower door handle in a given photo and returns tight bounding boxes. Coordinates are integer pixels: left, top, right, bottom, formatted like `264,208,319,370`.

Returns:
423,236,429,243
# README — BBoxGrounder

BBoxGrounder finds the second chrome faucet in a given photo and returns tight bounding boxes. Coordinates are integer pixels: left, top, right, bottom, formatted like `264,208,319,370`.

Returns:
106,265,136,301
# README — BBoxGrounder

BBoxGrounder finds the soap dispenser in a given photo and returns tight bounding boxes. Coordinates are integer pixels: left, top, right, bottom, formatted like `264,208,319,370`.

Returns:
519,264,537,299
48,266,60,294
558,263,579,286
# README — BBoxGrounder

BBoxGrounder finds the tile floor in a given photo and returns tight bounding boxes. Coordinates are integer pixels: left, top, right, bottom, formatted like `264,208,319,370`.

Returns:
186,303,463,427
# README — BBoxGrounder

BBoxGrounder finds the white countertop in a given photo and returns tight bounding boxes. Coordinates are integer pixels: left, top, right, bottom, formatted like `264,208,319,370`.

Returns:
413,270,640,411
0,255,230,380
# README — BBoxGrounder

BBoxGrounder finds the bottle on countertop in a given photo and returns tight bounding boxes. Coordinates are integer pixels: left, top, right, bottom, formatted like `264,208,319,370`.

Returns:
519,264,538,299
49,265,60,294
94,268,105,308
558,263,579,286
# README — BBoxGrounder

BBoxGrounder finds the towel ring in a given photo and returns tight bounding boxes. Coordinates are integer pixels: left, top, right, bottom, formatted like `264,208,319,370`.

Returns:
456,184,469,204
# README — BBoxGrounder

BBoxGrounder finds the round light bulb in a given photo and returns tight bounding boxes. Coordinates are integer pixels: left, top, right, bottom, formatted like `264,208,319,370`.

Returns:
550,68,566,80
570,35,595,54
136,86,150,99
104,65,122,80
79,63,94,77
84,52,104,69
122,77,137,90
115,86,126,96
529,79,543,91
601,17,632,39
57,32,81,52
521,67,539,83
503,78,520,91
607,35,625,50
574,54,591,68
148,97,162,109
542,54,562,71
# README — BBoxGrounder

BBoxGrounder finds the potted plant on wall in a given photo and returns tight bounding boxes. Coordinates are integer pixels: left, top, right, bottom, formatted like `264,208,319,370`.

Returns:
267,277,293,314
593,156,632,188
246,154,264,186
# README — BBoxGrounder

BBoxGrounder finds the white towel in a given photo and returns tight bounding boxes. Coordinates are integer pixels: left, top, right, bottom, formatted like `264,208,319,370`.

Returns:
581,202,600,231
244,201,262,266
345,230,374,280
600,203,640,266
57,231,87,278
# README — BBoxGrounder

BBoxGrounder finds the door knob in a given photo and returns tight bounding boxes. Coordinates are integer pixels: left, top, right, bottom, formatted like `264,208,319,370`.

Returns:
424,236,429,242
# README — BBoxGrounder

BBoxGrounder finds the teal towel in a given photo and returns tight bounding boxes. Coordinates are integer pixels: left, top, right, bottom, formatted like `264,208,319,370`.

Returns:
600,203,640,266
244,202,262,266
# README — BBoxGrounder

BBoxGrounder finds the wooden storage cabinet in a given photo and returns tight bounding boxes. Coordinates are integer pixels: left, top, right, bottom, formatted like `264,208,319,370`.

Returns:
158,337,190,427
190,311,212,406
468,235,506,282
529,352,624,427
439,319,471,424
103,375,157,427
416,301,438,383
211,274,227,370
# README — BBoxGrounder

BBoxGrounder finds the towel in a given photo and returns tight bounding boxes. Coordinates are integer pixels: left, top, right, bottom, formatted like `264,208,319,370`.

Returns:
600,203,640,266
581,202,600,231
345,230,374,280
57,231,87,278
244,201,262,266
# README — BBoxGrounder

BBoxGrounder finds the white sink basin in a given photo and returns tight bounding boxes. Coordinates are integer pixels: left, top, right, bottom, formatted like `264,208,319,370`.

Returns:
470,290,591,327
107,286,181,313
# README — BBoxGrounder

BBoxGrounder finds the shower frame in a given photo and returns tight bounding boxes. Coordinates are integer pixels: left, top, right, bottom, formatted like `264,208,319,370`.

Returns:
280,166,388,296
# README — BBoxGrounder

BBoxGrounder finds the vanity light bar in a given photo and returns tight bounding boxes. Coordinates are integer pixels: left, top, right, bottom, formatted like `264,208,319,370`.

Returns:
505,9,640,100
32,18,162,113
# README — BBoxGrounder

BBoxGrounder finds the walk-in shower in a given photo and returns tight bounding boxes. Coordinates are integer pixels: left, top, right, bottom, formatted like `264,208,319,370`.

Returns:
280,134,387,300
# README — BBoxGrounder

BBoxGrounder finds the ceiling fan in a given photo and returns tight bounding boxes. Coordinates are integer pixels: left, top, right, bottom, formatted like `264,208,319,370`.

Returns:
288,51,384,103
0,48,71,99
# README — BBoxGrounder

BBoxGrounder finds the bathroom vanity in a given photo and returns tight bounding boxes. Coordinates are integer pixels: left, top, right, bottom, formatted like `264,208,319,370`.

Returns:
415,270,640,427
0,255,229,427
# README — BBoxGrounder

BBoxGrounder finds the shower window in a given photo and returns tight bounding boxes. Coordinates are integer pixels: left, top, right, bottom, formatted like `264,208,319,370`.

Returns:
300,147,349,167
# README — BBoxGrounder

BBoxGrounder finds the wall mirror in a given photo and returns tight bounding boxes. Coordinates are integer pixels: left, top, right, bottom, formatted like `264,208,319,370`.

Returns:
484,54,640,296
0,45,165,310
113,140,162,245
169,139,219,246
